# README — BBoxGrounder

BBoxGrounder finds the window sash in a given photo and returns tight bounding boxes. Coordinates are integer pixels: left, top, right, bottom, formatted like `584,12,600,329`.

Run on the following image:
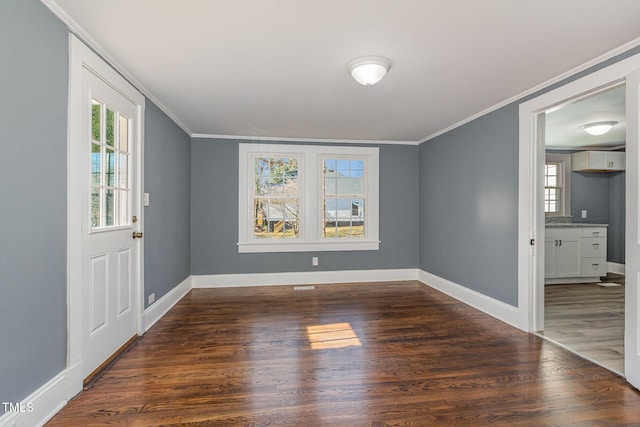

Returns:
238,143,379,253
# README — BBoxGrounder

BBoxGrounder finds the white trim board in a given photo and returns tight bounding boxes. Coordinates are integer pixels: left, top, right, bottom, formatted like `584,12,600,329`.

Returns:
0,371,67,427
66,34,146,399
142,277,192,332
192,269,418,288
518,51,640,335
193,269,525,332
192,133,420,146
608,262,625,275
418,270,525,331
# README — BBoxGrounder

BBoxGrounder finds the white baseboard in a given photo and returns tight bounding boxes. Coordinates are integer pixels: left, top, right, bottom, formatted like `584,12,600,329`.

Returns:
64,361,82,400
608,262,625,275
418,270,524,330
142,276,192,332
0,371,67,427
192,268,418,288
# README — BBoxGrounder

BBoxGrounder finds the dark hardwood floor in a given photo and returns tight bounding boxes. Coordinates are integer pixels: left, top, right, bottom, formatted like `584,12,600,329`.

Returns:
47,281,640,426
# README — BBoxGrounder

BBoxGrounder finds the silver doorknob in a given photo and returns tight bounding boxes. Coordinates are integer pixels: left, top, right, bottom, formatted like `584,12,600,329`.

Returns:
132,231,143,239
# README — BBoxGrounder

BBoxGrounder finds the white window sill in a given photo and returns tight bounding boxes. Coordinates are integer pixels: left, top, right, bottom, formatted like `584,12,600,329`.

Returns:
238,240,380,253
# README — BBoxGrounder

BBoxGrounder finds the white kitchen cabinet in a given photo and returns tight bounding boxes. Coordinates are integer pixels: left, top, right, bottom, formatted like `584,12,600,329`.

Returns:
545,228,582,278
572,151,625,172
545,226,608,283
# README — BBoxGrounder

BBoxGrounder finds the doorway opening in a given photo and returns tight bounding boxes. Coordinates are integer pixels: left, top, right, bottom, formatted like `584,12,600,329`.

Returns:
537,82,626,374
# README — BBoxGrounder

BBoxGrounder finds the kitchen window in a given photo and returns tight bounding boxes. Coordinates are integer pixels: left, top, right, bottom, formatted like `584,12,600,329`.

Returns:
545,153,571,216
238,143,379,253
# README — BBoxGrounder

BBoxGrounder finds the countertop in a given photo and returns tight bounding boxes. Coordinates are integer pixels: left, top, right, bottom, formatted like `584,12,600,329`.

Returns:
545,223,608,228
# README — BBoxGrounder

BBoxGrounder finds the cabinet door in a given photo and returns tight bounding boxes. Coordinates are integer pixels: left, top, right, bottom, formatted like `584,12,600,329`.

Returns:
544,238,557,277
588,151,609,169
606,152,625,170
555,237,582,277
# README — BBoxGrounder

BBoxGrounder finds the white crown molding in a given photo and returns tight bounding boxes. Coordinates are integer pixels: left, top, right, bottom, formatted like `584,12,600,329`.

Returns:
419,36,640,145
546,145,626,151
40,0,193,137
191,133,421,146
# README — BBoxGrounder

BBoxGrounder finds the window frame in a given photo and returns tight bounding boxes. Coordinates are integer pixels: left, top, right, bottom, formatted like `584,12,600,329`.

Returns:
544,153,571,217
238,143,379,253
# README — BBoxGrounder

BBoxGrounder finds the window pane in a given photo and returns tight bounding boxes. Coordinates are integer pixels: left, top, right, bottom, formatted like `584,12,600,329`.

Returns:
119,115,129,152
105,148,115,187
252,156,300,239
106,109,115,146
118,153,128,189
118,190,129,225
253,199,268,238
91,144,101,185
91,186,100,228
337,177,364,196
91,101,101,142
105,189,115,226
324,177,337,196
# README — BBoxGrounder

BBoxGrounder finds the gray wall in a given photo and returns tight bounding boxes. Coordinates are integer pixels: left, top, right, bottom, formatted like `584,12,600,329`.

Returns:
571,172,611,225
419,45,640,306
571,170,626,264
0,0,68,412
191,139,419,275
419,106,519,306
144,101,191,307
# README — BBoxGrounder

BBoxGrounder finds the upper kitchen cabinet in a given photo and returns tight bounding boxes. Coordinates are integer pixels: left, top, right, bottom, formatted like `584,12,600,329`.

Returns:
572,151,625,172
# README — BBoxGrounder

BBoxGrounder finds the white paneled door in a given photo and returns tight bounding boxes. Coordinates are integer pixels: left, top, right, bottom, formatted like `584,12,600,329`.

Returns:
80,68,141,378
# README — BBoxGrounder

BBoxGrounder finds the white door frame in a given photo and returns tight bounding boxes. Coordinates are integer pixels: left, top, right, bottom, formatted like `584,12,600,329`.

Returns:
66,34,145,398
518,52,640,383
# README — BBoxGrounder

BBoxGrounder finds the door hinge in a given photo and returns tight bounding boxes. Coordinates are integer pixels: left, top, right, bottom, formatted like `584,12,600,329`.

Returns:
530,239,535,246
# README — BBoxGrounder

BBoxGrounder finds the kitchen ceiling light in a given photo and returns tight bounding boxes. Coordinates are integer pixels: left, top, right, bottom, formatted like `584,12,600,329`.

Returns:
348,56,390,86
580,121,617,136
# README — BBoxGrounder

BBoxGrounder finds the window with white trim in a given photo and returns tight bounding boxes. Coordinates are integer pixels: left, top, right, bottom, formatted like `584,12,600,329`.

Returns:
544,162,562,213
238,143,379,253
544,153,571,216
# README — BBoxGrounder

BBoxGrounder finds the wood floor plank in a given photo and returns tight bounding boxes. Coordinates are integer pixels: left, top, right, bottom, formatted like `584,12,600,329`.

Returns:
46,281,640,426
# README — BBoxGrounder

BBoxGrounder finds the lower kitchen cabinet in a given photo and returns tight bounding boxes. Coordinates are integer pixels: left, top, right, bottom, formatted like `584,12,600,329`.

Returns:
545,226,608,284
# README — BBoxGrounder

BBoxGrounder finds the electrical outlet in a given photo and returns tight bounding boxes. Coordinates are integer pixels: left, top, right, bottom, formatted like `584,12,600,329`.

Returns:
581,210,587,219
312,256,319,266
148,293,155,305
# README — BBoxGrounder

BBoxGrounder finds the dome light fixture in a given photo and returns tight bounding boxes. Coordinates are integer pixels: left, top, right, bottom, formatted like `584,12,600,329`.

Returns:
580,121,617,136
348,56,391,86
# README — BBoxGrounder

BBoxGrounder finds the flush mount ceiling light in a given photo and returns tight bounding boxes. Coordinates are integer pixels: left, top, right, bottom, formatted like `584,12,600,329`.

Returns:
348,56,391,86
580,121,618,136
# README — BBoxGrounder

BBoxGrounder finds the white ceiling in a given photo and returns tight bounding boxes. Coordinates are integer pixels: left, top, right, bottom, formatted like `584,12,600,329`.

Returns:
545,84,626,149
47,0,640,143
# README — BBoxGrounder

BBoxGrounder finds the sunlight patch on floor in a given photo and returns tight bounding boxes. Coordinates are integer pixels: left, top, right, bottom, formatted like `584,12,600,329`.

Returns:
306,322,362,350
